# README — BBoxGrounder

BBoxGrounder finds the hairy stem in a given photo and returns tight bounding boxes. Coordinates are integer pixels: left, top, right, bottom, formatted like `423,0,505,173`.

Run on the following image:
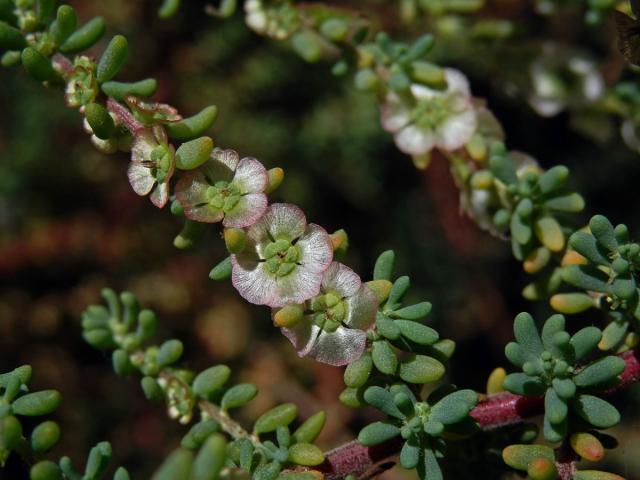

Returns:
198,400,261,447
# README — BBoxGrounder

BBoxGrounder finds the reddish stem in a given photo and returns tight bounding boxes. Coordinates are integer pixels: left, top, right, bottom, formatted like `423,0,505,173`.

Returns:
315,349,640,480
106,97,144,134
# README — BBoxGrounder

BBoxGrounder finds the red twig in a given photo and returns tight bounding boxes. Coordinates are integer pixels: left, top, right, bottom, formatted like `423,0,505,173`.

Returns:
106,97,144,134
314,349,640,480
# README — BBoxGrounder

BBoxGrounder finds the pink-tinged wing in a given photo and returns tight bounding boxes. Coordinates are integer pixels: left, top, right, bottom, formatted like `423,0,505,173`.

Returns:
222,193,268,228
436,109,477,151
281,319,321,358
175,171,224,223
272,266,324,308
264,203,307,241
308,326,367,366
296,224,333,273
345,285,378,331
231,256,278,306
127,163,155,196
394,125,436,156
233,157,268,194
321,262,361,298
150,182,169,208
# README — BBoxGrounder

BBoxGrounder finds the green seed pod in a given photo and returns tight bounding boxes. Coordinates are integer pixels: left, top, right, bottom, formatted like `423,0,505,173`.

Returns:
265,167,285,194
157,339,184,367
141,376,164,401
273,304,304,328
399,354,444,384
31,420,60,452
85,103,115,140
12,390,61,416
291,29,323,63
158,0,181,19
0,415,22,450
288,443,324,466
221,383,258,410
166,105,218,141
175,136,214,170
292,411,326,444
0,21,26,50
97,35,128,83
49,5,76,45
30,461,63,480
209,257,232,281
224,228,246,254
152,448,194,480
191,434,227,480
59,17,105,54
254,403,298,434
343,352,372,388
101,78,158,101
21,47,58,82
192,365,231,399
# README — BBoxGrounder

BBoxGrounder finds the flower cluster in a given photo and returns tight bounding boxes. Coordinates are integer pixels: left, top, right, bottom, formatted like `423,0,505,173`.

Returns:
380,68,477,157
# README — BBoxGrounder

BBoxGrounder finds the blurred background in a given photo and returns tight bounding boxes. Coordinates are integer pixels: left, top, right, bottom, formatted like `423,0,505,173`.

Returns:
1,0,640,478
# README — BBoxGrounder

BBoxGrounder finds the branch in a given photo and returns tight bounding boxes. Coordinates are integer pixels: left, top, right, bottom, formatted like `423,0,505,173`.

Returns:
314,349,640,480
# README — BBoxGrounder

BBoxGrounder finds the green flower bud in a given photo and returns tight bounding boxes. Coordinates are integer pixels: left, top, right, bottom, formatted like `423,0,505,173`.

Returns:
224,228,246,254
265,167,284,194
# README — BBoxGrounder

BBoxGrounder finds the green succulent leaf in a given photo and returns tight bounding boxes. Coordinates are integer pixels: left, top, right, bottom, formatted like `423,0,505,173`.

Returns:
193,365,231,399
570,326,602,360
287,443,324,466
573,394,620,429
430,389,478,425
513,313,544,361
358,421,401,446
152,448,193,480
503,373,546,396
191,434,226,480
373,250,395,281
343,352,372,388
59,17,105,53
363,386,405,419
12,390,61,416
573,356,626,387
221,384,258,410
399,354,444,384
372,340,398,375
254,403,298,434
292,411,326,444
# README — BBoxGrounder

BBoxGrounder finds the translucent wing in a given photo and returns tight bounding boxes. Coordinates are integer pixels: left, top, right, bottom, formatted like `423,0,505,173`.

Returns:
614,10,640,66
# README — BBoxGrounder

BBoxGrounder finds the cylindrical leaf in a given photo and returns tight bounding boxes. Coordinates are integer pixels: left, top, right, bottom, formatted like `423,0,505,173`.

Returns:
358,421,401,446
59,17,105,53
152,448,194,480
12,390,61,416
399,354,444,384
221,383,257,410
0,21,26,49
166,106,218,140
573,356,626,387
193,365,231,399
31,421,60,452
101,79,158,101
292,411,326,444
30,461,63,480
21,47,58,82
85,102,115,139
175,137,214,170
96,35,128,83
191,434,226,480
254,403,297,434
288,443,324,466
157,339,184,367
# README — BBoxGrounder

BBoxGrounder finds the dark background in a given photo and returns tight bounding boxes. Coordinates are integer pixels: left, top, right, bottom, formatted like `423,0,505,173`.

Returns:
1,1,640,478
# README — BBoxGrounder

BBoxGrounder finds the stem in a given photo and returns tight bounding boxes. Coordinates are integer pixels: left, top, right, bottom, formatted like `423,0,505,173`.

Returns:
312,348,640,480
198,400,261,447
106,97,145,134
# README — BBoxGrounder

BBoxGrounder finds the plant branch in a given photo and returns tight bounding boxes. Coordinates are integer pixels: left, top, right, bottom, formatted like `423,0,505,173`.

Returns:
313,349,640,480
198,400,261,447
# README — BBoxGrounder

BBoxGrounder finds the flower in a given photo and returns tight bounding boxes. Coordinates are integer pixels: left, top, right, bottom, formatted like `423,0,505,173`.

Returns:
279,262,378,366
231,203,333,307
125,95,182,125
380,68,477,156
64,56,98,108
127,125,175,208
175,148,269,228
528,45,604,117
